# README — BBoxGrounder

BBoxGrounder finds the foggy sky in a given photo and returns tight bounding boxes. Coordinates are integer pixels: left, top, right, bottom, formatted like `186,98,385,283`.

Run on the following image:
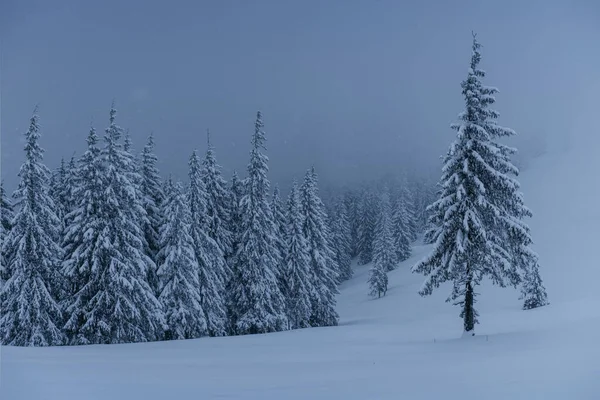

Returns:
2,0,599,191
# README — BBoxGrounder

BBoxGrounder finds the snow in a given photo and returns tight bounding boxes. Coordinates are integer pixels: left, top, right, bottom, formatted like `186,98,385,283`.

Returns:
2,146,600,399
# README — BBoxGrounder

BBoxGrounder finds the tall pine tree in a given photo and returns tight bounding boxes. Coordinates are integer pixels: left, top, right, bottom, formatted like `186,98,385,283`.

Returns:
62,125,105,344
0,110,65,346
391,189,412,263
330,198,353,281
284,181,313,329
201,130,233,268
188,150,228,337
271,184,288,293
357,190,378,266
368,191,394,299
140,133,165,294
412,34,545,335
157,181,208,339
228,111,288,335
300,166,339,327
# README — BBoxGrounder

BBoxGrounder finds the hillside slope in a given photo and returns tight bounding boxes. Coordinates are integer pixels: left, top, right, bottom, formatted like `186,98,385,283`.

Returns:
2,149,600,399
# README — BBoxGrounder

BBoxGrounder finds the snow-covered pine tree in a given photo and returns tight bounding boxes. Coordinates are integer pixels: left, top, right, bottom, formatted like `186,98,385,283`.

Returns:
391,189,412,263
374,191,397,273
330,198,353,281
283,181,313,329
357,190,378,266
521,261,548,310
412,34,543,335
157,181,208,339
0,110,65,346
62,125,105,344
59,155,78,229
140,133,165,294
65,106,164,344
368,190,393,298
228,111,288,335
399,177,418,242
228,171,243,254
343,190,361,258
201,130,233,267
0,181,14,282
271,184,288,293
300,166,339,327
188,150,228,337
48,157,67,225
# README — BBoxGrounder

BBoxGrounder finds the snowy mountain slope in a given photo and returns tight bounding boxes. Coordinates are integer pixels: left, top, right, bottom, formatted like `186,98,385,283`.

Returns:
2,149,600,399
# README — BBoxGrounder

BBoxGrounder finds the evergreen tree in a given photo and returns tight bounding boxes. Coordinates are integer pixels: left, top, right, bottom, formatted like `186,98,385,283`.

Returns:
188,150,228,337
343,190,361,258
0,110,64,346
412,34,542,335
228,111,288,335
521,261,549,310
330,198,353,281
284,181,313,329
357,190,378,265
48,157,67,226
271,184,288,292
157,182,208,339
391,190,412,263
228,170,244,261
59,155,78,229
367,263,388,299
62,125,105,344
300,166,339,327
201,130,233,266
401,182,418,242
374,191,396,273
63,106,163,344
140,133,165,294
0,182,14,282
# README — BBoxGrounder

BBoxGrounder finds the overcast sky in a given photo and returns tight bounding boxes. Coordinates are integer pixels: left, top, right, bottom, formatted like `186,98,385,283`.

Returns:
2,0,599,191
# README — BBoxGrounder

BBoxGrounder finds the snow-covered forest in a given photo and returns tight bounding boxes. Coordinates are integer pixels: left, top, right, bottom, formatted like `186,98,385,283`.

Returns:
0,35,550,348
0,105,436,346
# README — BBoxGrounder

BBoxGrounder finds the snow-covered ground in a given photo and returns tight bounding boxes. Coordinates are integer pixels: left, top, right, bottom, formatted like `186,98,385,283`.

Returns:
2,145,600,399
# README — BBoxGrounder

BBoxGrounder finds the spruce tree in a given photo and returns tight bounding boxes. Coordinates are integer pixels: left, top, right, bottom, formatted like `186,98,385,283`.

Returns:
300,166,339,327
0,110,65,346
157,182,208,339
140,133,165,294
401,182,418,242
412,34,543,335
284,181,313,329
368,191,393,298
228,170,244,263
330,198,353,281
188,150,228,337
367,264,388,299
521,261,549,310
391,190,412,263
59,155,78,229
228,111,288,335
63,106,163,344
62,125,105,344
48,157,67,226
201,130,233,266
0,182,14,282
271,184,288,292
357,190,378,266
343,190,361,258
